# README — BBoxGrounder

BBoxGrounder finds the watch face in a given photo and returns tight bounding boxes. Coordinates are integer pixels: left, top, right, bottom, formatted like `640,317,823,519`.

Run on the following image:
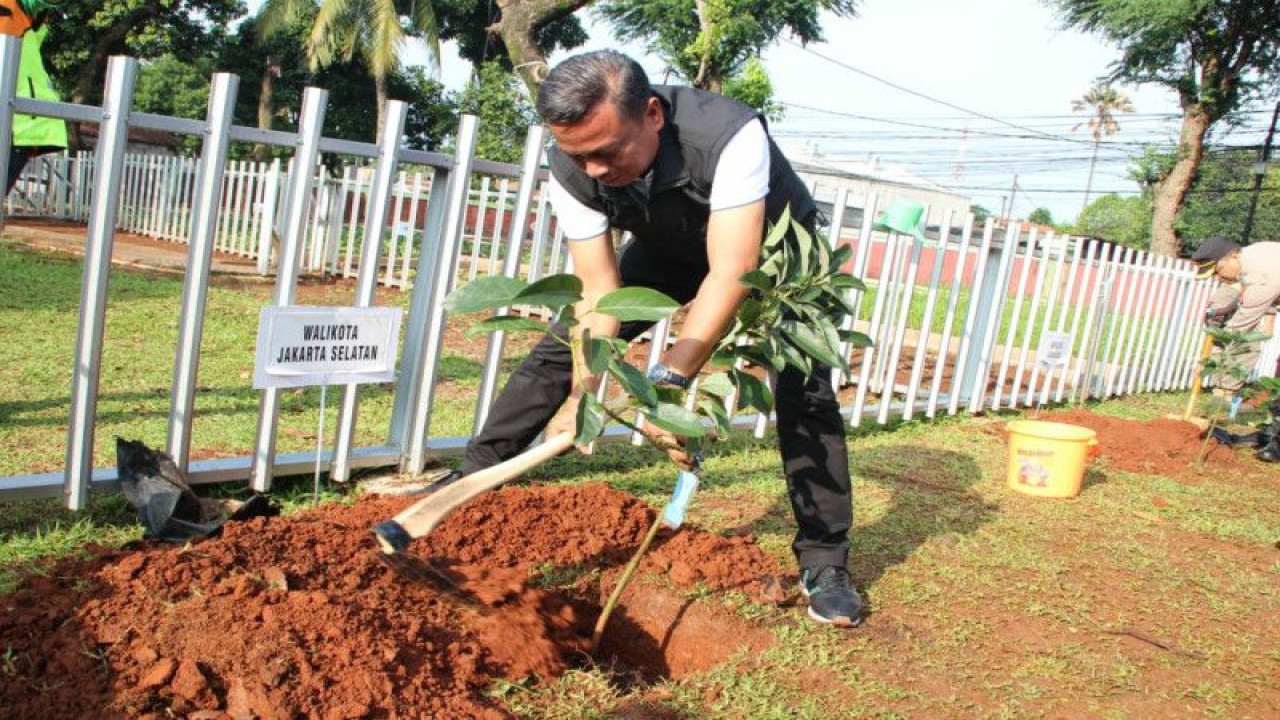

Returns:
648,363,688,388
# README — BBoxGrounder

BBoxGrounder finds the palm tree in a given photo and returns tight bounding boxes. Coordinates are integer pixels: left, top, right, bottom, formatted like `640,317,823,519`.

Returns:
1072,82,1135,213
257,0,441,139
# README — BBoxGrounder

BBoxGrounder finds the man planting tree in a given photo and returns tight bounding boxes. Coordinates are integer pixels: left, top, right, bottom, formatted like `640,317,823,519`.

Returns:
432,50,864,627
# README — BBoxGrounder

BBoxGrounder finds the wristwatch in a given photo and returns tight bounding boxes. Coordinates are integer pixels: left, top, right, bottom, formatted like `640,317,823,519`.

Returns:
647,362,691,389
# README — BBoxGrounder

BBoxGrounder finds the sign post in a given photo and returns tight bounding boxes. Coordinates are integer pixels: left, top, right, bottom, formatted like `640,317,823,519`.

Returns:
254,306,403,501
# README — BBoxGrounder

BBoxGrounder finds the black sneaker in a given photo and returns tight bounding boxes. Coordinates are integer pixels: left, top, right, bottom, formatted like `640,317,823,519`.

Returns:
799,566,866,627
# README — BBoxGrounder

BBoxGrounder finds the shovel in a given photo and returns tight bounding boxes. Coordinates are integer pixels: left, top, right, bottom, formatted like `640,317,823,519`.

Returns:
1175,334,1216,427
372,432,575,555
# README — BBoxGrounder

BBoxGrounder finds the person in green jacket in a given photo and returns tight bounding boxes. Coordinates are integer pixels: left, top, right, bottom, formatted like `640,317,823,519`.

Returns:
0,0,67,194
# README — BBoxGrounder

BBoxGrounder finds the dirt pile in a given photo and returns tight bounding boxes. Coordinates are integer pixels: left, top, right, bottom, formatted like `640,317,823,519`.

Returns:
0,483,786,718
1041,409,1252,476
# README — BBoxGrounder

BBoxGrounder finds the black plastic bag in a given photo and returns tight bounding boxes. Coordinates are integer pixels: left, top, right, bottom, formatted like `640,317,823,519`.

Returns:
115,437,279,543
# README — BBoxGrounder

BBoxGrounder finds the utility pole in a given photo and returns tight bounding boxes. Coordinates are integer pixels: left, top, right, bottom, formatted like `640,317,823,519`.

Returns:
1242,100,1280,244
1007,174,1019,222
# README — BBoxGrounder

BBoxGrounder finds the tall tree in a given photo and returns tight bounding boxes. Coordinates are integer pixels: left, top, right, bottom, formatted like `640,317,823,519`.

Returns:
42,1,245,106
448,61,539,162
1071,82,1134,214
1179,147,1280,247
488,0,595,96
432,0,587,78
721,56,784,120
1050,0,1280,257
595,0,858,92
257,0,443,139
1075,193,1152,248
220,18,455,155
221,14,314,160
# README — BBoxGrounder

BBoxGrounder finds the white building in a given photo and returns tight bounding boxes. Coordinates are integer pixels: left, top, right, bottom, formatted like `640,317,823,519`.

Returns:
779,141,974,238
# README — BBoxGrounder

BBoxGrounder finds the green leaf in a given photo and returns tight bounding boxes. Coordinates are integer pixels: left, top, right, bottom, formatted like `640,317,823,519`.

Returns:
779,340,812,376
554,303,576,327
514,274,583,310
696,372,735,399
759,336,791,373
764,205,793,253
735,297,764,327
839,329,875,348
644,402,706,437
444,276,528,313
782,319,846,372
464,316,550,337
819,287,858,317
735,344,771,368
599,336,631,355
594,287,681,321
758,251,786,279
832,243,853,267
582,335,612,375
708,349,738,368
655,386,687,405
738,270,772,291
609,358,657,407
793,221,813,272
698,397,732,437
732,369,774,414
575,392,607,446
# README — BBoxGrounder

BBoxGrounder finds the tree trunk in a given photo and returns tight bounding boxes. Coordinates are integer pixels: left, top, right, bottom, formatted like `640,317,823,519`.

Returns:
692,0,712,89
491,0,592,97
1149,106,1211,257
254,55,281,163
375,72,389,141
70,3,160,106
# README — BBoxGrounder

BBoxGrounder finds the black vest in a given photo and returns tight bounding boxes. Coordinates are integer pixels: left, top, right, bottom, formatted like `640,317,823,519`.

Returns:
547,86,817,266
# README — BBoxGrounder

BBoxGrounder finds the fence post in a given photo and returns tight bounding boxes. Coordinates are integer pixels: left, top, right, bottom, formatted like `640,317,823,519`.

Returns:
473,125,546,433
165,73,239,471
330,100,408,483
959,224,1016,412
0,34,19,233
256,159,281,274
249,86,329,492
396,115,479,474
63,56,138,510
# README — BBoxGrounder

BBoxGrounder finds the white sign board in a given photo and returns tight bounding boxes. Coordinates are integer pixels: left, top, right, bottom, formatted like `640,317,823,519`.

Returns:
1035,331,1073,370
254,306,402,389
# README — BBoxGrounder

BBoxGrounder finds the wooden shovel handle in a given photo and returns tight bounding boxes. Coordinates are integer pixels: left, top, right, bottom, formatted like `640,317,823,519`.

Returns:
391,432,575,540
1183,335,1216,421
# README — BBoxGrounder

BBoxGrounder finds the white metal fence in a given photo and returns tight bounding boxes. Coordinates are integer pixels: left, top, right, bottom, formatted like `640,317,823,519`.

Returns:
0,35,1274,509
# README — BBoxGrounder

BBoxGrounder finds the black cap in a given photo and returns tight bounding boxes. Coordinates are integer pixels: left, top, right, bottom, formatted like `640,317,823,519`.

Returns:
1190,236,1240,263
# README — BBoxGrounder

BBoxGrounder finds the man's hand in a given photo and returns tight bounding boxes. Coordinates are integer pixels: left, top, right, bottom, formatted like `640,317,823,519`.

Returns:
547,394,587,454
1205,283,1241,329
1205,304,1234,329
640,422,696,470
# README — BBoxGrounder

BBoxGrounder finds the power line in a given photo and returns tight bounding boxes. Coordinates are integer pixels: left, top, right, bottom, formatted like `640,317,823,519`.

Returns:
780,38,1096,146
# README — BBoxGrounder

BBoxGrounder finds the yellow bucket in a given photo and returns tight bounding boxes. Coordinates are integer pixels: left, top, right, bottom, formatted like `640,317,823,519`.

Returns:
1005,421,1098,498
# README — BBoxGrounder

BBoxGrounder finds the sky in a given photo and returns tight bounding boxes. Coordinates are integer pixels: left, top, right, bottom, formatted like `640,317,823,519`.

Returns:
245,0,1277,226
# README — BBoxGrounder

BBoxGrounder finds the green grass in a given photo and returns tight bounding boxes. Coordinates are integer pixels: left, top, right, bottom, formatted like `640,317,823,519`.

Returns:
2,387,1278,716
496,401,1277,717
0,241,513,476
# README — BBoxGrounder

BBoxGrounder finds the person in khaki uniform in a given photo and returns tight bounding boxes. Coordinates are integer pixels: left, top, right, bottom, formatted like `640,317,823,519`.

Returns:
1191,236,1280,393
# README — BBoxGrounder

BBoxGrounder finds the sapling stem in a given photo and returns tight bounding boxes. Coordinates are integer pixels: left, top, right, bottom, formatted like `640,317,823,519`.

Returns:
591,509,665,655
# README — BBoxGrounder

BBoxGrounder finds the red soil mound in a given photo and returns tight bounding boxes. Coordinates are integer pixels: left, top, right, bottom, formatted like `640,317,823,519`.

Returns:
0,483,785,718
1041,409,1250,477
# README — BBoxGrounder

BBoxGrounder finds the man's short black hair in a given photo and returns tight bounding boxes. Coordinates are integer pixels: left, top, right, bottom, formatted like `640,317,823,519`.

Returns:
535,50,653,126
1191,235,1241,263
